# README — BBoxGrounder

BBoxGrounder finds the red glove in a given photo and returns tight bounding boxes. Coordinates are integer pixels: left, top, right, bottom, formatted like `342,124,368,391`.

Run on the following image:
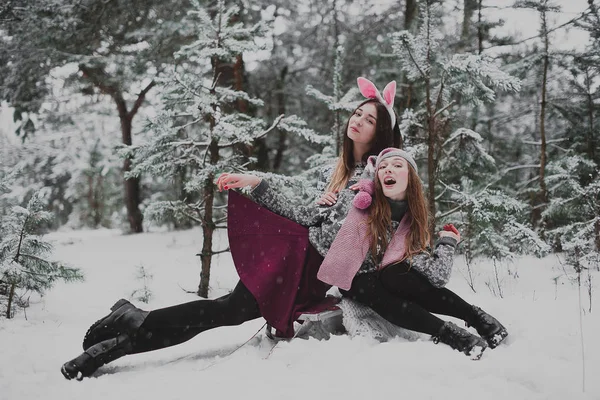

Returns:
443,224,459,235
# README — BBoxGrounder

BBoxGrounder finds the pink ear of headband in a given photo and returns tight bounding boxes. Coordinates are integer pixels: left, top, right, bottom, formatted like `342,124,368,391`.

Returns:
357,77,397,129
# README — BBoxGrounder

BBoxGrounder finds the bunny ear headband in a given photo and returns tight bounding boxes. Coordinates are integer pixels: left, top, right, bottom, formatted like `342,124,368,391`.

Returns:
357,77,397,129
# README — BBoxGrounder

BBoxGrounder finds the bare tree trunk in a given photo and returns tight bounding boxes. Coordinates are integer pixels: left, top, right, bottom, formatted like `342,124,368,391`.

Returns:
234,55,247,113
6,282,15,319
401,0,418,110
120,114,144,233
79,66,154,233
585,69,596,162
595,218,600,252
477,0,485,54
533,9,550,230
423,5,437,245
426,83,437,243
461,0,478,50
198,140,220,298
405,0,418,32
87,174,103,227
273,66,288,171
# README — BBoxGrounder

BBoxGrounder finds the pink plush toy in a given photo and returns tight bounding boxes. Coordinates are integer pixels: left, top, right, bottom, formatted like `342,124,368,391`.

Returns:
352,179,375,209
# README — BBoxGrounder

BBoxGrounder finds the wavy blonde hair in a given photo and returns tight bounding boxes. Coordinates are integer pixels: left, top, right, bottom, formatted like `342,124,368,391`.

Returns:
367,165,430,262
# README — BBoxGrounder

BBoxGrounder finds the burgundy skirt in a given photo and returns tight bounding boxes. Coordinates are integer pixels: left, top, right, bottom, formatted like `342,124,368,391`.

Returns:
227,190,333,337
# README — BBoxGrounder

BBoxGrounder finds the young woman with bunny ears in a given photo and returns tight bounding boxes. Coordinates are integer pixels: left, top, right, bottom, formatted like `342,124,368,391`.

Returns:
61,77,402,380
316,77,401,206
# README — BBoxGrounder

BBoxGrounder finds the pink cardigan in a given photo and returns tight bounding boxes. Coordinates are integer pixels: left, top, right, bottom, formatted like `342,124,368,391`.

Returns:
317,205,412,290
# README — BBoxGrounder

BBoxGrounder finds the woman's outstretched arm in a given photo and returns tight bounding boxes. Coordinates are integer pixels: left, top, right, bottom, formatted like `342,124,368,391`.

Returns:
217,172,325,227
409,231,460,288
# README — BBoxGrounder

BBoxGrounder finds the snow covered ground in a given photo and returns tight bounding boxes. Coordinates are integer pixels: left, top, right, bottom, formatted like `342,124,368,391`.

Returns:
0,228,598,400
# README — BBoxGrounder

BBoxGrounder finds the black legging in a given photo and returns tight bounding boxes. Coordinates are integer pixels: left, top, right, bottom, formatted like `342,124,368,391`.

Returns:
341,263,476,336
132,281,261,353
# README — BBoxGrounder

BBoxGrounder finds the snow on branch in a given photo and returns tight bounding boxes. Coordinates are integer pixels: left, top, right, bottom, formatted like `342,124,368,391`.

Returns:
305,85,360,112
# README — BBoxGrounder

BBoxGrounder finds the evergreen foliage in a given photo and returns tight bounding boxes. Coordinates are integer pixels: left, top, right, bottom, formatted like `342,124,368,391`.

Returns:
1,0,599,283
544,156,600,270
0,192,83,318
126,0,326,296
390,1,521,240
438,128,548,266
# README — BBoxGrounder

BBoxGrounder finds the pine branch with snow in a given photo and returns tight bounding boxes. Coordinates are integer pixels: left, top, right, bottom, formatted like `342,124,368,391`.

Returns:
0,192,83,318
447,181,549,264
544,156,600,271
437,129,547,265
305,45,355,154
124,0,325,297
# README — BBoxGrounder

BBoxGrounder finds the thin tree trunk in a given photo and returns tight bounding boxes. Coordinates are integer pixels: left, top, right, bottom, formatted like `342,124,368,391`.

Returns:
585,69,596,162
533,9,549,229
96,175,103,227
6,282,15,319
477,0,484,54
87,174,94,226
273,66,288,171
461,0,477,51
401,0,418,110
87,174,102,227
6,219,26,319
198,140,220,298
119,113,144,233
405,0,418,32
234,55,247,113
424,6,437,244
426,84,437,243
79,66,154,233
595,218,600,252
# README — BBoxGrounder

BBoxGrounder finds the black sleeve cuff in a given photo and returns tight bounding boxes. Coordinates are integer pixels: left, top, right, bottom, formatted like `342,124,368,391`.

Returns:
436,236,458,248
249,179,268,197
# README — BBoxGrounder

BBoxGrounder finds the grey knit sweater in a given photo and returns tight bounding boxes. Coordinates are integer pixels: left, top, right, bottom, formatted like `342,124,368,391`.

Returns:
249,164,457,288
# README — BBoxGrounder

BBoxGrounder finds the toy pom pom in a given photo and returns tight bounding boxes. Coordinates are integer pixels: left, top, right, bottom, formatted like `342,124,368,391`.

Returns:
358,179,375,194
353,191,373,209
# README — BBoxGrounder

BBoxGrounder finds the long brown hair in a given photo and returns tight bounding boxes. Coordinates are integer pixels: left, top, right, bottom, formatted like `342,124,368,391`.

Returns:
327,99,401,192
367,164,430,262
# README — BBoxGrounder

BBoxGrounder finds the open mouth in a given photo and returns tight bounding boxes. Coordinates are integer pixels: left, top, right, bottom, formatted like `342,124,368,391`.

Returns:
383,177,396,185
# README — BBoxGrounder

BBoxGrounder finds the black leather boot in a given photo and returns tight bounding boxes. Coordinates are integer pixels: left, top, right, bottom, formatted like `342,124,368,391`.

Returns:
467,306,508,348
82,299,149,350
62,333,132,380
433,321,488,360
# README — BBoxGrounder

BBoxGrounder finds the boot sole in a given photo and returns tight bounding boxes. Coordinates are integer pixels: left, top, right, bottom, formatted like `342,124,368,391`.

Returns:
486,329,508,349
468,344,486,360
82,299,130,350
66,334,131,381
61,364,74,380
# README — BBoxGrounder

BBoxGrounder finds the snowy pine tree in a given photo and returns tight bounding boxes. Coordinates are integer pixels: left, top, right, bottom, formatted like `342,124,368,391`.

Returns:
305,45,357,156
544,156,600,272
125,0,326,297
390,1,521,238
0,192,83,319
437,128,548,290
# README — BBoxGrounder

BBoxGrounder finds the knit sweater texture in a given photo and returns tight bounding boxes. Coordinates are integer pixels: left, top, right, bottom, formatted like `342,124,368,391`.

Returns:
249,163,457,289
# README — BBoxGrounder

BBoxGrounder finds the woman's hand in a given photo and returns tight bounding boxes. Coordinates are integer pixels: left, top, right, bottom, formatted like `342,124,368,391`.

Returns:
216,173,261,192
316,184,361,206
316,191,338,206
438,223,460,242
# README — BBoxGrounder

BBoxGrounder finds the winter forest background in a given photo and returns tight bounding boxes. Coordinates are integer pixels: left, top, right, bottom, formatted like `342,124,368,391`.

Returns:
0,0,599,364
